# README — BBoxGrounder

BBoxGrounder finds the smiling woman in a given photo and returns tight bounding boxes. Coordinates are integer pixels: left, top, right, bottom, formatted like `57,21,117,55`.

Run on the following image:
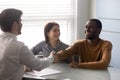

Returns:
0,0,77,48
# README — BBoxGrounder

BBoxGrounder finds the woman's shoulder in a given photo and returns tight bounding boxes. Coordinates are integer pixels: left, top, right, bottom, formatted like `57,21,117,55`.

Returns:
59,40,69,47
33,41,47,48
37,40,47,45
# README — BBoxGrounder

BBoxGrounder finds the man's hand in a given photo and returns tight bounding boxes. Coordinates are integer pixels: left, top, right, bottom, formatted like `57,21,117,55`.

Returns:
70,61,79,68
49,50,56,57
53,54,59,63
24,66,32,72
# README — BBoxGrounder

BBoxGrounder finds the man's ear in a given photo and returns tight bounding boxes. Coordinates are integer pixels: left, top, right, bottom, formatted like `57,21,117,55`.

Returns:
97,28,101,34
13,21,17,26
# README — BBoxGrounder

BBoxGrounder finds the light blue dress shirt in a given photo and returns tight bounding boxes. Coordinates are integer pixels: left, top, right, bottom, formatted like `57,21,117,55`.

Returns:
0,32,54,80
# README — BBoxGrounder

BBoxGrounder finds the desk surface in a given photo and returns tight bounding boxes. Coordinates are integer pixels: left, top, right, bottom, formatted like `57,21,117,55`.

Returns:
23,63,120,80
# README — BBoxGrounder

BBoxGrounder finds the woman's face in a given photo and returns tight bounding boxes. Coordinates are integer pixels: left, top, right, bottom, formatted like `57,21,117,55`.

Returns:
48,25,60,41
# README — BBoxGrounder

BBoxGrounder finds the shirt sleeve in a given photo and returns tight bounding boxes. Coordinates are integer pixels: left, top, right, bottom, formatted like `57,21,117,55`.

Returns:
57,41,80,60
19,45,54,71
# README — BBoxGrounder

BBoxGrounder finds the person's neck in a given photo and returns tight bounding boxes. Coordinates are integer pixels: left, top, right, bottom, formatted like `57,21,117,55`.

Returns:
87,38,100,47
49,40,58,48
10,30,18,36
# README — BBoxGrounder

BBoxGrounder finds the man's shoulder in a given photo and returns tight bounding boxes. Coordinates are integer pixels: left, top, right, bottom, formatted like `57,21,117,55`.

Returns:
7,40,27,51
12,40,25,47
71,39,86,46
74,39,86,43
102,39,112,44
101,39,112,46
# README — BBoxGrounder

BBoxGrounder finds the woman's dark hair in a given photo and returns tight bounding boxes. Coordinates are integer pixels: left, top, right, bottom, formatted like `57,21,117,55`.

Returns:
44,22,59,43
89,18,102,30
0,8,23,32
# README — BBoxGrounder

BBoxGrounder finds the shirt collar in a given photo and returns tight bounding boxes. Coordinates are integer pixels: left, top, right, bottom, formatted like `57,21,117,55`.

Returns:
2,32,17,40
45,40,61,51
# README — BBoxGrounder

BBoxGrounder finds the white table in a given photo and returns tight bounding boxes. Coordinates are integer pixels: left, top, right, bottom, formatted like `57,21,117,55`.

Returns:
23,63,120,80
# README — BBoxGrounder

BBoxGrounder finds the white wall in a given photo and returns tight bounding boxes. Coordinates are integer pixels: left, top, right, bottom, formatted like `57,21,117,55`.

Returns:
76,0,97,40
90,0,96,18
75,0,91,40
92,0,120,68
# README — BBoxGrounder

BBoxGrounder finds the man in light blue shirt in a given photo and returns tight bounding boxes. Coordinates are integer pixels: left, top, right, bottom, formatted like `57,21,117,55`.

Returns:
0,8,55,80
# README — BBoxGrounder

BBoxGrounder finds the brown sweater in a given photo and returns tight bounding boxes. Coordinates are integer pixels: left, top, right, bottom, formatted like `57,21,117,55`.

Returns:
57,39,112,69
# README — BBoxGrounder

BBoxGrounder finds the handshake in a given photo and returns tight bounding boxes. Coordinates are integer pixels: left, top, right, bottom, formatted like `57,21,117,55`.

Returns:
24,50,59,72
34,50,59,63
49,50,59,63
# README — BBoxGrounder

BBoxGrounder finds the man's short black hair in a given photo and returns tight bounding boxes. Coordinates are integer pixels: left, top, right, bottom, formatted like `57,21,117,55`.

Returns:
89,18,102,30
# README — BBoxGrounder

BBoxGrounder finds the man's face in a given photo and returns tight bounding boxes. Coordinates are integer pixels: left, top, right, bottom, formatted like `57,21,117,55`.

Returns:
16,19,22,35
85,21,100,40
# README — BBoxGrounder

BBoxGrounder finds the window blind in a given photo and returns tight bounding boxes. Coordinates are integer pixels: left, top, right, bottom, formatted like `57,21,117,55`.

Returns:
0,0,77,48
0,0,75,19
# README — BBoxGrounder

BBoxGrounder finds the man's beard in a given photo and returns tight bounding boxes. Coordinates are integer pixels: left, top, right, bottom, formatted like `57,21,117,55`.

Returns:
86,34,96,40
17,26,22,35
86,31,97,40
